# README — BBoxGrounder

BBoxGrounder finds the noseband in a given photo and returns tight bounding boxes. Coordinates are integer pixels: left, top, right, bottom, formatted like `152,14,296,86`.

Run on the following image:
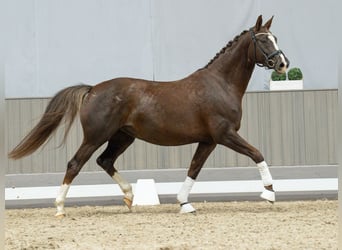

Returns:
250,28,283,69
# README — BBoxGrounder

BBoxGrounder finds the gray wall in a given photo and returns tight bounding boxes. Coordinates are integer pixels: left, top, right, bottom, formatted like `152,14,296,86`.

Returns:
6,89,337,175
4,0,340,98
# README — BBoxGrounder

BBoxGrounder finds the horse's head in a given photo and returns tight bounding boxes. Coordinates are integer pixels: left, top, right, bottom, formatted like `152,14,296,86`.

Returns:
248,15,289,74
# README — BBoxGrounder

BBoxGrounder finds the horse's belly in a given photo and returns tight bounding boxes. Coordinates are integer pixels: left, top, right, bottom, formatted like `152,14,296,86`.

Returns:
121,124,208,146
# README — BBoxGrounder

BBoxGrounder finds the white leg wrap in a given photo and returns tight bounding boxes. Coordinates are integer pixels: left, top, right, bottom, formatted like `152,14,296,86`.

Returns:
55,184,70,216
177,177,196,213
177,176,195,204
257,161,275,202
257,161,273,186
113,172,133,200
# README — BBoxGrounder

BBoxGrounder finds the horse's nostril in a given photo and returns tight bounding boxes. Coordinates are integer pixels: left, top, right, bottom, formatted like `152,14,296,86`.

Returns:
279,62,285,68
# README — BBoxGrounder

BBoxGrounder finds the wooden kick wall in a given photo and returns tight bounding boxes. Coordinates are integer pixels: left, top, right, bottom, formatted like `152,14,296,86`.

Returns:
5,89,337,174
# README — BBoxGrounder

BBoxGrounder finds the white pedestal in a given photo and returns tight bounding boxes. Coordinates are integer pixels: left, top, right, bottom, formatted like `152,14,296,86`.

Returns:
270,80,303,91
132,179,160,206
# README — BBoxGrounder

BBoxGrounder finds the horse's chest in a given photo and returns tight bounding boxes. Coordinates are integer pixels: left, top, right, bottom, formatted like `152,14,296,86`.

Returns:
211,96,242,121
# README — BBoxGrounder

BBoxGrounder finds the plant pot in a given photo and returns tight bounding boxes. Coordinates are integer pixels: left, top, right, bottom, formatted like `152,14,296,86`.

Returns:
269,80,303,91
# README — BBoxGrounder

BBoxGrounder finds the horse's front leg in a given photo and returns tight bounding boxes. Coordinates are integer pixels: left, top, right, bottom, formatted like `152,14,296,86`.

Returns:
219,130,275,202
178,142,216,213
256,161,275,202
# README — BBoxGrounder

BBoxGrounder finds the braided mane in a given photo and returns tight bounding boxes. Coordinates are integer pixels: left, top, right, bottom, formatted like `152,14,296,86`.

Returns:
203,30,248,69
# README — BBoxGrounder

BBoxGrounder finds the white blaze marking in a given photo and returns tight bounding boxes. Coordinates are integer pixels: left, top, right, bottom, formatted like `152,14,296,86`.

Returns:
266,33,287,68
267,34,279,50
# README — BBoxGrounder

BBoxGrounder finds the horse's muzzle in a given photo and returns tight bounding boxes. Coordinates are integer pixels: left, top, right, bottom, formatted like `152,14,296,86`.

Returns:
274,54,289,74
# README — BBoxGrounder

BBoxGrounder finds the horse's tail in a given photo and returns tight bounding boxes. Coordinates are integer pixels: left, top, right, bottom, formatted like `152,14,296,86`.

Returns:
8,84,92,160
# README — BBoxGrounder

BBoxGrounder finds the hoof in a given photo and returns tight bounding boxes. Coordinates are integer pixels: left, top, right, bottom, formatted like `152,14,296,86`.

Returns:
55,212,66,218
260,188,275,202
180,203,196,214
123,197,133,210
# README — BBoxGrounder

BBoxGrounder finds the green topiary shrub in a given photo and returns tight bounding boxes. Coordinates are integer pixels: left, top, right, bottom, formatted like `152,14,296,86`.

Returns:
287,67,303,80
271,70,286,81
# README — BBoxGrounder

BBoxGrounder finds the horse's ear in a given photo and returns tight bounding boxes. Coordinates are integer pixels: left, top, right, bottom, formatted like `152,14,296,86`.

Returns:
264,16,274,30
255,15,263,31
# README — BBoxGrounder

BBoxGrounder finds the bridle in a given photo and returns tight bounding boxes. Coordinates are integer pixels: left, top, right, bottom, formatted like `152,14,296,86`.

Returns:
249,28,284,69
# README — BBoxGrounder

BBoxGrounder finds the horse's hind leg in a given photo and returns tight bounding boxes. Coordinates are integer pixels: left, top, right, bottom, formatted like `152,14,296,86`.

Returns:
219,130,275,202
96,131,135,210
178,142,216,213
55,141,101,217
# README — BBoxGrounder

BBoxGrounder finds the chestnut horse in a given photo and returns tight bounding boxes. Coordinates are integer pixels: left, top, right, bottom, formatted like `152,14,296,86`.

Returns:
9,15,289,216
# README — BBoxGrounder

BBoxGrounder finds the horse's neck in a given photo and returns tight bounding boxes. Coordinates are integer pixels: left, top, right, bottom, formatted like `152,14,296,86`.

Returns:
206,35,255,97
